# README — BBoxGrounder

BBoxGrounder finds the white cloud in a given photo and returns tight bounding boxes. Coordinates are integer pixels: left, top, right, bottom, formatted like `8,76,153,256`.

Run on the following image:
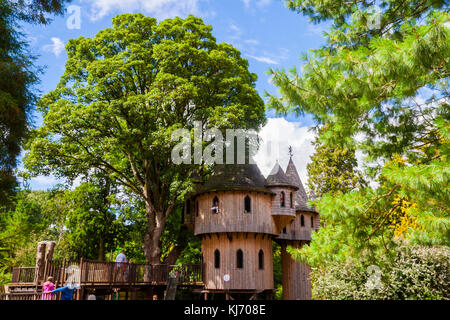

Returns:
256,0,271,7
82,0,201,21
42,37,65,57
241,0,251,8
254,118,315,186
230,23,241,33
246,54,278,64
228,22,243,41
243,39,259,45
241,0,271,8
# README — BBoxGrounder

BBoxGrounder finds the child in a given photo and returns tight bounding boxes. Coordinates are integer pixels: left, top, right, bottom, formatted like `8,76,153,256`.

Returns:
41,276,55,300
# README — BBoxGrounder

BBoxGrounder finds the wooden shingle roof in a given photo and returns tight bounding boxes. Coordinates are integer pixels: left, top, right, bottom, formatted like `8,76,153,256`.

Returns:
285,157,317,213
196,163,274,195
265,161,298,189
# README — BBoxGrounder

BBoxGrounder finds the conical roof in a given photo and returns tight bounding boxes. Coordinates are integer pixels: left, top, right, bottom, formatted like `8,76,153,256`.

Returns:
196,163,273,195
265,161,298,189
285,157,316,212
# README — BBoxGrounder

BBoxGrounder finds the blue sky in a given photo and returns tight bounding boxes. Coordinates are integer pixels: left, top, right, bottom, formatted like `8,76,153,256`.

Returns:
18,0,331,190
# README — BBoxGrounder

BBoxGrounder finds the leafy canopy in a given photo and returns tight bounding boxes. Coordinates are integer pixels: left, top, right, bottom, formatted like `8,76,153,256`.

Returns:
24,13,266,263
272,0,449,266
0,0,71,204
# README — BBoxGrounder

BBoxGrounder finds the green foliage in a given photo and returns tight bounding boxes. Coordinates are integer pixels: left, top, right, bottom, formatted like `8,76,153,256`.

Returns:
311,245,450,300
162,206,201,265
64,178,128,261
0,181,138,278
272,242,283,290
0,0,36,204
24,13,266,263
307,125,366,197
0,0,71,205
272,0,449,269
11,0,70,25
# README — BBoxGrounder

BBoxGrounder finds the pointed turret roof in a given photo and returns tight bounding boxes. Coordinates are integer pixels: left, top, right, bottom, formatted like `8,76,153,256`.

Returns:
265,161,298,189
196,163,273,195
285,157,316,213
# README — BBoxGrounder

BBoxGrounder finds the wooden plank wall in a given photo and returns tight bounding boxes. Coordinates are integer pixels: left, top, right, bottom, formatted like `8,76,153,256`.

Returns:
277,211,317,241
268,187,297,217
201,233,273,291
194,191,276,235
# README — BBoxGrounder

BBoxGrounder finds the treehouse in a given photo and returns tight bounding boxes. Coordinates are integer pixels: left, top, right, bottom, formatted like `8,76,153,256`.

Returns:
184,157,320,300
4,159,319,300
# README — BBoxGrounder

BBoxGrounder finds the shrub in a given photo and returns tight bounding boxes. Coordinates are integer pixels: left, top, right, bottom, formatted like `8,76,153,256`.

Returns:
312,245,450,300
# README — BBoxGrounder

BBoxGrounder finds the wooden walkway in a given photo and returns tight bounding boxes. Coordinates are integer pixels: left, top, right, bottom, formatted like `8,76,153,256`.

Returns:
3,259,203,300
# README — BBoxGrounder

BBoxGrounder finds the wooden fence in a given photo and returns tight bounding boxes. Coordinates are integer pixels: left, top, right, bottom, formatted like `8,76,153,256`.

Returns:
10,259,203,287
11,267,35,284
0,292,41,300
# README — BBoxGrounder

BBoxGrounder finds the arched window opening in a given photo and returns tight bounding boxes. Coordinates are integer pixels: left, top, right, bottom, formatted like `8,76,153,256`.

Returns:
236,249,243,269
311,216,314,228
211,196,219,214
244,195,251,213
280,191,285,207
283,227,287,234
214,249,220,269
300,214,305,227
186,199,191,215
258,250,264,270
290,192,293,208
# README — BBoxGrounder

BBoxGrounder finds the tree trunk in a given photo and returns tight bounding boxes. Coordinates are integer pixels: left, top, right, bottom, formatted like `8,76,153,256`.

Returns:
163,245,186,266
98,236,105,262
144,223,164,264
143,203,167,265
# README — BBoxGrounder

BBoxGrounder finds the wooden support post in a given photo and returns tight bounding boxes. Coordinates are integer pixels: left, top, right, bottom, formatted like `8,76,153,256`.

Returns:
34,241,47,285
77,258,84,300
43,260,48,285
79,258,84,285
61,258,66,286
45,241,55,262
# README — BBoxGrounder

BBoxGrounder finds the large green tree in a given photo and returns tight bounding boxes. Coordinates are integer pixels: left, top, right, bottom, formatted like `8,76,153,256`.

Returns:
270,0,449,267
64,174,126,261
307,125,365,198
25,14,266,264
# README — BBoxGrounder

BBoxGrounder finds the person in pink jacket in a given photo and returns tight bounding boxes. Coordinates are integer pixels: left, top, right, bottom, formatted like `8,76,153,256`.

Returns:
41,276,55,300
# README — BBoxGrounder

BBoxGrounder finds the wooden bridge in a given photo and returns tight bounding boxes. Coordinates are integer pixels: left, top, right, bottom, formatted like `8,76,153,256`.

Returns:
3,259,203,300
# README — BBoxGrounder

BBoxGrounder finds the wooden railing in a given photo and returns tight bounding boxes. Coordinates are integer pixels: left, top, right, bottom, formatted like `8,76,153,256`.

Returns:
11,260,203,287
0,292,40,300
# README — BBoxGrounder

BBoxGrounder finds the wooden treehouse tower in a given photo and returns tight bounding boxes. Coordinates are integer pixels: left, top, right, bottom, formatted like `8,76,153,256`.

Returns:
183,158,320,300
275,157,320,300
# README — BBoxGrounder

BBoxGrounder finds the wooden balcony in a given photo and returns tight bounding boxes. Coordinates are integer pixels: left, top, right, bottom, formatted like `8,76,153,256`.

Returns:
8,259,203,288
